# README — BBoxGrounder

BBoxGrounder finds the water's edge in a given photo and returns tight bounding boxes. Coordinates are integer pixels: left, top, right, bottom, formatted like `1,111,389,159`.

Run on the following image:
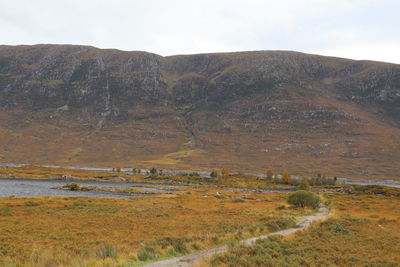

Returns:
0,178,173,198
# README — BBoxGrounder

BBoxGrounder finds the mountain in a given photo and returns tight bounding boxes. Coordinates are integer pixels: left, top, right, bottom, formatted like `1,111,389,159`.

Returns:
0,44,399,179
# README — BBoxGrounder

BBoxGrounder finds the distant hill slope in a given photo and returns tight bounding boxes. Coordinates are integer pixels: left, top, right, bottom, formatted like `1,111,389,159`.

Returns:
0,44,399,179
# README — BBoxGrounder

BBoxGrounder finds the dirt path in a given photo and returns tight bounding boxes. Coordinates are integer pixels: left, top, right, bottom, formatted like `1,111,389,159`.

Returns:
144,204,330,267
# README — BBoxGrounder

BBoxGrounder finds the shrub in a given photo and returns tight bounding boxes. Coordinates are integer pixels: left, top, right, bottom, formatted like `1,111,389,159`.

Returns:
296,179,310,191
96,245,118,259
0,206,12,216
154,237,191,254
24,201,39,207
282,171,291,184
191,242,200,250
173,240,188,254
65,183,79,191
307,174,336,186
150,168,157,175
287,190,320,209
137,246,158,261
210,170,218,178
166,247,177,256
331,223,350,234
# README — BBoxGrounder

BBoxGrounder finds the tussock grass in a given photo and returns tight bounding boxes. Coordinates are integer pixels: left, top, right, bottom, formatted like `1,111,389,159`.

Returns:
211,193,400,266
0,190,302,266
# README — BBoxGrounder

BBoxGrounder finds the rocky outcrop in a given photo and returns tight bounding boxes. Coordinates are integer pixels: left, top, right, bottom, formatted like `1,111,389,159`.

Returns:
0,45,399,124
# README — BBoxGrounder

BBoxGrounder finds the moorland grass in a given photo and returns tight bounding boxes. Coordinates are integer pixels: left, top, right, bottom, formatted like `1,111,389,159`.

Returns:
211,192,400,266
0,189,305,266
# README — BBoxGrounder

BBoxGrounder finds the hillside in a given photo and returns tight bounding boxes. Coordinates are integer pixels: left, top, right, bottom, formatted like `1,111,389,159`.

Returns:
0,44,399,179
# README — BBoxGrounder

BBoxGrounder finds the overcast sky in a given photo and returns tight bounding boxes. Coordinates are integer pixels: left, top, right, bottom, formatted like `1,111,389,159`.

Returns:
1,0,399,63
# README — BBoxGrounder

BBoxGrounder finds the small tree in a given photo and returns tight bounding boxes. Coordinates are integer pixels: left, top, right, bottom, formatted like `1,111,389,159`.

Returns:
150,168,157,175
282,171,291,184
222,168,229,178
287,190,320,209
210,170,218,178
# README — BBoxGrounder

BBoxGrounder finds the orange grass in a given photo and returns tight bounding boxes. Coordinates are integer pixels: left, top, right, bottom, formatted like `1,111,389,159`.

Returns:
0,165,127,181
0,189,304,266
211,191,400,266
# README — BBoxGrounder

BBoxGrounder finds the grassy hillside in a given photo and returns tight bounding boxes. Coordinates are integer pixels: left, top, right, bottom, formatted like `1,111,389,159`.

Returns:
0,45,399,179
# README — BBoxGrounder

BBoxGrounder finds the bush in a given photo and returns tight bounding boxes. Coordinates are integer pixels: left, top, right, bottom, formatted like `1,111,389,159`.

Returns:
154,237,191,254
137,246,158,261
24,201,39,207
282,171,291,184
96,245,118,259
287,190,320,209
150,168,157,176
65,182,79,191
166,247,177,256
331,223,350,234
307,174,337,186
173,240,188,254
296,179,310,191
210,170,218,178
0,206,12,216
191,242,200,250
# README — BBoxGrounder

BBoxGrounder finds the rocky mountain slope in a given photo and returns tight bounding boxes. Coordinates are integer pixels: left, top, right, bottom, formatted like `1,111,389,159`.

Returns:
0,44,399,179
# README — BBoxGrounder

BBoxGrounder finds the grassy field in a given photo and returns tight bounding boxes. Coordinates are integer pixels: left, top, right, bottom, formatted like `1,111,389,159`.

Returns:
211,189,400,266
0,188,309,266
2,166,399,266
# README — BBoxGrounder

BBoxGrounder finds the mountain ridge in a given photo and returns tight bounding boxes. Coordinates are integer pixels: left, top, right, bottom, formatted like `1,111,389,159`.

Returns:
0,44,399,179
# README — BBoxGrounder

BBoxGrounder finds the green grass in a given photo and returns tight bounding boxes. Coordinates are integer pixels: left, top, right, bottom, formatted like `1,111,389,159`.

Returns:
0,206,12,216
